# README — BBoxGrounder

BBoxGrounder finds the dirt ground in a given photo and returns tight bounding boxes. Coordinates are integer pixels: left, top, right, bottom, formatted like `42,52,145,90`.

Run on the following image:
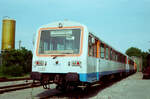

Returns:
91,72,150,99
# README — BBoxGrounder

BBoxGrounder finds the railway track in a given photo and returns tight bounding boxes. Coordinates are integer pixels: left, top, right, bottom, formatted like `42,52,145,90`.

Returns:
0,77,31,82
0,77,41,94
0,82,41,94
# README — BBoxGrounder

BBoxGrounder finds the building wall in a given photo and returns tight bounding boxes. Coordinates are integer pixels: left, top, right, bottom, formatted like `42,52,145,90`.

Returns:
131,56,142,72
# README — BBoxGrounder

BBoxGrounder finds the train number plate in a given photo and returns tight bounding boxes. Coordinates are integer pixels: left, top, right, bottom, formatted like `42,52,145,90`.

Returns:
38,67,45,71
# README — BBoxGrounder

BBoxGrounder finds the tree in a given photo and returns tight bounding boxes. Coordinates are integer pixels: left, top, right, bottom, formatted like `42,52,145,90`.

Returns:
125,47,149,71
125,47,142,57
141,51,149,70
1,47,32,76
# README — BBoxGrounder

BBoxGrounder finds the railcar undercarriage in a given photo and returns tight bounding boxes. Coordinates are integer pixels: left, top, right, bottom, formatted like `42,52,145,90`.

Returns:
31,70,136,91
31,72,81,91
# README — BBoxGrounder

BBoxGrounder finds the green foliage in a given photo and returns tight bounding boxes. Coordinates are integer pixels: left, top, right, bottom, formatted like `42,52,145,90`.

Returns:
1,47,32,76
1,65,23,76
141,51,149,70
125,47,142,57
125,47,149,71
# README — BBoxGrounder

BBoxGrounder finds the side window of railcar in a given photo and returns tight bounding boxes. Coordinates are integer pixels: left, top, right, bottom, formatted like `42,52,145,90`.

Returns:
106,47,109,60
91,43,96,57
100,43,105,58
113,51,116,61
110,48,113,60
123,56,126,63
115,52,118,61
119,54,122,63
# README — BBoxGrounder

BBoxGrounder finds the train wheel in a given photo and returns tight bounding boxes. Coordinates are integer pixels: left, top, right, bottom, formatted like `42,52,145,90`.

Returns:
56,84,66,91
65,83,75,91
120,72,123,78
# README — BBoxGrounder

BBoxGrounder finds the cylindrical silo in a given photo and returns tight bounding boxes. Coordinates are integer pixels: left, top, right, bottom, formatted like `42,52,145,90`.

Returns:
1,18,16,50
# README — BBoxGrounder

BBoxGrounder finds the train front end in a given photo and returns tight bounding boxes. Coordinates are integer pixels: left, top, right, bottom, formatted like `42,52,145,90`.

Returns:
31,21,88,89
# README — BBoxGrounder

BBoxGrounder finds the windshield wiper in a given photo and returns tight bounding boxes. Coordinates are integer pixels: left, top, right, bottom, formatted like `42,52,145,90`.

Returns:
52,56,57,59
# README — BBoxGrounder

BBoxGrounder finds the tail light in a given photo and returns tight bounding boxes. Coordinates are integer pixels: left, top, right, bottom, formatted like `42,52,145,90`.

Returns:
72,61,81,66
34,60,47,66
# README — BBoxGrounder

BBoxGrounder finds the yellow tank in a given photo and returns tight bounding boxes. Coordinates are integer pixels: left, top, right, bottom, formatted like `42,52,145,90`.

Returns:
1,18,16,50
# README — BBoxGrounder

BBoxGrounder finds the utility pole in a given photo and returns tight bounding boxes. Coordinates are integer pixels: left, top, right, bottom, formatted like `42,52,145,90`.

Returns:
0,51,2,66
148,41,150,53
19,40,21,49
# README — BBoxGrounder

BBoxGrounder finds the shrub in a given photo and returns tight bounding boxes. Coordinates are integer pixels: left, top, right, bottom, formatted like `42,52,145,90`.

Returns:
2,47,32,75
2,65,23,77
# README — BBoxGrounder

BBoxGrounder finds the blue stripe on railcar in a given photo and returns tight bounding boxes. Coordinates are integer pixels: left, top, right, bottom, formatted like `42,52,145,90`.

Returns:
126,69,130,73
79,70,126,82
79,72,98,82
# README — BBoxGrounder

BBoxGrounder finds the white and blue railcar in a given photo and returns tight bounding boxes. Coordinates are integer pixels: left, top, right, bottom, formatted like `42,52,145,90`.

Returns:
31,21,135,89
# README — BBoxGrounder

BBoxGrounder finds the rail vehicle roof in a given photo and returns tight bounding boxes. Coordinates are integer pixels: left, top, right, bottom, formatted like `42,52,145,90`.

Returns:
39,20,126,57
40,20,86,28
88,30,126,56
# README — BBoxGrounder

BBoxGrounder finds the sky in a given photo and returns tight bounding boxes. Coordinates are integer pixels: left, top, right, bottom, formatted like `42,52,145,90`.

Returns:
0,0,150,53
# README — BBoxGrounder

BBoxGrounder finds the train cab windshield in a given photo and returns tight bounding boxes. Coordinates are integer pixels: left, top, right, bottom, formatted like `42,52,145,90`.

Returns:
38,28,81,55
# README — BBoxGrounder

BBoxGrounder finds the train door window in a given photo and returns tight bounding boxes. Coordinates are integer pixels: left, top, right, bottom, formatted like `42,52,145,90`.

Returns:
92,43,96,57
94,40,97,57
88,35,96,57
88,36,92,56
106,47,109,60
100,43,104,58
88,46,92,56
115,52,118,61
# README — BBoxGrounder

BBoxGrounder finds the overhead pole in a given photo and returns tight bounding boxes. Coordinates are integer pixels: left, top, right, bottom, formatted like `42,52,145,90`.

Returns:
19,40,21,49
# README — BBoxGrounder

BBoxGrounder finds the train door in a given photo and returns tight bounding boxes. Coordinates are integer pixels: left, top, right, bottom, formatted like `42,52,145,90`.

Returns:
97,58,100,80
88,35,102,82
88,35,97,82
96,40,100,80
126,57,129,73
